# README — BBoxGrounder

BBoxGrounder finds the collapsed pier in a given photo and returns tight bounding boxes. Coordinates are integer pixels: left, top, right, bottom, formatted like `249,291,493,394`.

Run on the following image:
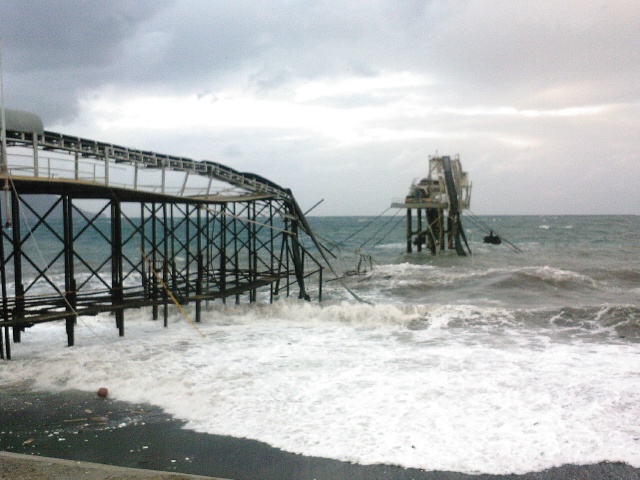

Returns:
392,154,472,256
0,109,323,359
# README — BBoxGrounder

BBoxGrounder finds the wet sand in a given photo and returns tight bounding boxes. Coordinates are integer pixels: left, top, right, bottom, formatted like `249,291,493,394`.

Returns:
0,451,222,480
1,385,638,480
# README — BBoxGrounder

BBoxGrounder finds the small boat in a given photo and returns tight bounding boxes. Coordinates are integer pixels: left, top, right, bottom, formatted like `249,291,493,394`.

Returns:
483,231,501,245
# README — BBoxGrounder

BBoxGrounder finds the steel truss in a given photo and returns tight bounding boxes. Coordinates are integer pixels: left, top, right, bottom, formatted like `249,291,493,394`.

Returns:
0,182,323,360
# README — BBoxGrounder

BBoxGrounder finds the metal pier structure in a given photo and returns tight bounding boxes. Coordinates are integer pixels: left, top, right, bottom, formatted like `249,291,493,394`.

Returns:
0,109,323,359
391,154,472,256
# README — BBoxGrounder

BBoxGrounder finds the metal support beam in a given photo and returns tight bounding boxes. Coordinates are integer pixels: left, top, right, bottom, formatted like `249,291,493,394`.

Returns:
0,201,9,359
63,195,76,346
0,166,324,358
11,190,23,343
416,208,423,253
406,208,412,253
111,198,124,336
162,203,169,327
152,202,159,320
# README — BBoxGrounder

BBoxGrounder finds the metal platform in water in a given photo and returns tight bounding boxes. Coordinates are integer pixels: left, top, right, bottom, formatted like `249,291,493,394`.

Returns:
391,154,472,256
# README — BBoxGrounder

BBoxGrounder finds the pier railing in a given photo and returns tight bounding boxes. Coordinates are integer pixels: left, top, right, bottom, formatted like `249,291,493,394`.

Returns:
4,128,291,200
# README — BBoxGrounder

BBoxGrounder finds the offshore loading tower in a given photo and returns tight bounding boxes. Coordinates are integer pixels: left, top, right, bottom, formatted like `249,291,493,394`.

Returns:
391,154,472,256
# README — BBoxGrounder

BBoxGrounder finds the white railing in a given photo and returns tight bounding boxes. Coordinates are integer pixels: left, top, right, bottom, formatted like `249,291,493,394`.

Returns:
3,129,291,201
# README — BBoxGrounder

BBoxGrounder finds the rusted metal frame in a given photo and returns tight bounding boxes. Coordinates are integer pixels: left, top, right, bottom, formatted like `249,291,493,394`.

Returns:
143,203,157,314
249,201,257,302
167,202,196,300
140,202,149,301
268,200,296,300
250,200,280,302
187,204,201,300
282,240,299,298
224,202,244,304
15,195,64,246
268,201,276,303
268,199,292,299
438,207,445,252
406,208,412,253
251,200,276,272
71,243,113,292
424,208,438,254
169,203,176,298
166,208,194,304
162,202,169,327
204,205,213,307
286,223,324,301
166,202,194,303
3,278,280,329
73,202,111,243
234,201,253,281
149,202,159,320
203,205,223,297
10,190,25,342
171,203,195,302
231,201,254,303
273,213,290,298
302,248,324,301
317,257,323,302
416,208,423,253
119,204,146,286
9,208,64,298
0,200,10,359
290,234,323,302
285,200,308,300
195,204,203,323
184,203,191,299
0,296,163,327
70,201,113,292
219,203,227,304
111,197,125,336
62,194,77,346
10,195,67,296
231,202,240,304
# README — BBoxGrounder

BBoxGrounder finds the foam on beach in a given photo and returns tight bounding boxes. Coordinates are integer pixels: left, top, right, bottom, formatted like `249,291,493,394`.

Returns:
2,299,640,475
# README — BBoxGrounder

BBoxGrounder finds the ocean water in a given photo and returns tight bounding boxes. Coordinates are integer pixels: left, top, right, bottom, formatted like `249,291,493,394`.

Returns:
1,215,640,475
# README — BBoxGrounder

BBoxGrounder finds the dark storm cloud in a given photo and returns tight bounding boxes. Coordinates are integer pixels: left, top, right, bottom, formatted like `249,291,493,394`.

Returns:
422,2,640,108
0,0,174,121
127,1,391,91
4,1,637,118
1,0,638,214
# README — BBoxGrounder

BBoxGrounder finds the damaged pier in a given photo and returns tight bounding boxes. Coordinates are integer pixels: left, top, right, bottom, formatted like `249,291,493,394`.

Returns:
0,109,323,359
392,154,472,256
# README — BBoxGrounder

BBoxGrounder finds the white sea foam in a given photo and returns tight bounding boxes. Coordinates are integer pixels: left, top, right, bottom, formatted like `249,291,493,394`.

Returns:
2,300,640,475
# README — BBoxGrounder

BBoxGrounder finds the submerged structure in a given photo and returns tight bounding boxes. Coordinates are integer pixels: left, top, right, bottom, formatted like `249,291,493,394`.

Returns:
391,154,472,256
0,108,324,359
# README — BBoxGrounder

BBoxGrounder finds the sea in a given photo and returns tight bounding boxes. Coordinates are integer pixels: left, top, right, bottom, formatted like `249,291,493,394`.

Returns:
1,214,639,475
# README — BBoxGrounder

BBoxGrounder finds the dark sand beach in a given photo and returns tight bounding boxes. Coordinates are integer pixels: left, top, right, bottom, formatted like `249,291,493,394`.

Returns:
1,385,638,480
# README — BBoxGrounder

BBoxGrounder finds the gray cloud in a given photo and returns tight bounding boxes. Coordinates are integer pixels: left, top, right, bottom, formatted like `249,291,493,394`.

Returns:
1,0,638,214
0,0,174,120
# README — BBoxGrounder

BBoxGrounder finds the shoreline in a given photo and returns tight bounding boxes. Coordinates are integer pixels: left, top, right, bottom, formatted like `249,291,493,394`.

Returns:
1,386,638,480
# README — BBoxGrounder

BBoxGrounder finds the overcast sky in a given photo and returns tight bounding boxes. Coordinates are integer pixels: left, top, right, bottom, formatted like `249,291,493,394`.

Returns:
1,1,638,215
